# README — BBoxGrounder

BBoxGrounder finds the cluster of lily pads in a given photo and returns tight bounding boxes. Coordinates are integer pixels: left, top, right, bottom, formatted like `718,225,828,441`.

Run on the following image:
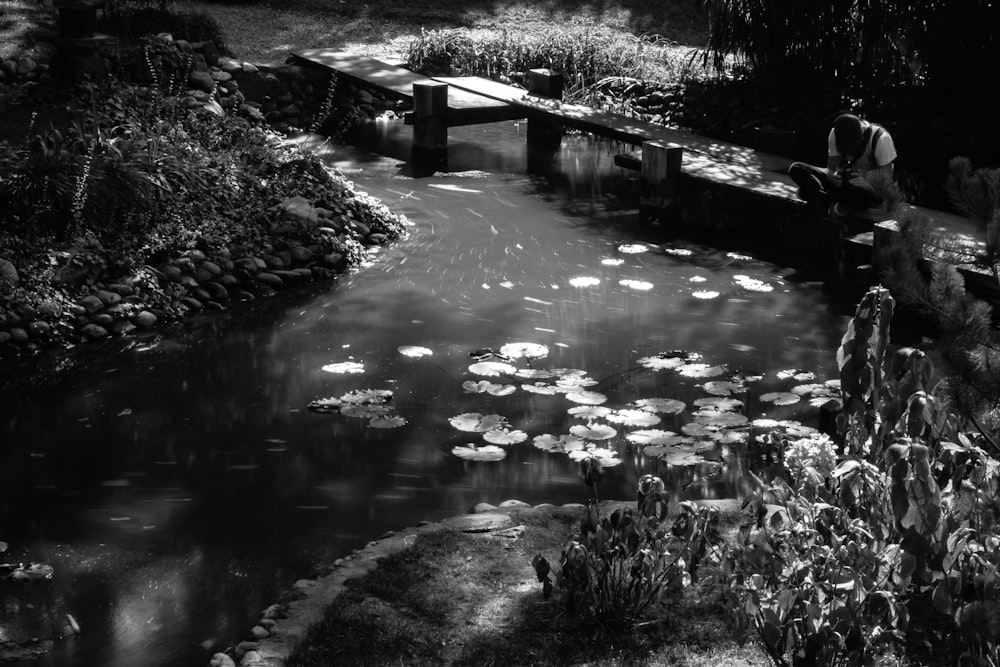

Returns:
308,337,842,472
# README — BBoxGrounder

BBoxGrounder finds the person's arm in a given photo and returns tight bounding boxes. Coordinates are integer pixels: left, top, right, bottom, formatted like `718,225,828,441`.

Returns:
826,155,841,173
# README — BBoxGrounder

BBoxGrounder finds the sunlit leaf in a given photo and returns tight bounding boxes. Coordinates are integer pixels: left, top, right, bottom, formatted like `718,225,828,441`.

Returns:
307,397,343,413
565,390,608,405
569,447,622,467
341,404,393,419
569,276,601,287
681,423,718,437
567,405,612,420
533,434,587,453
692,291,721,299
776,369,816,381
556,376,599,390
643,443,711,466
638,355,685,371
397,345,433,358
462,380,493,394
618,243,649,254
703,380,745,396
452,444,507,462
468,361,518,377
689,275,707,283
521,383,558,395
606,409,662,427
570,423,618,440
632,398,686,415
369,415,407,429
483,428,528,445
515,368,555,380
626,429,685,446
662,247,694,257
694,410,749,427
759,392,801,406
499,342,549,360
488,384,517,396
549,368,589,379
321,361,365,374
601,258,625,266
693,396,744,410
733,275,774,292
727,252,753,261
449,412,509,432
340,389,393,405
619,279,654,290
791,383,826,395
678,363,725,378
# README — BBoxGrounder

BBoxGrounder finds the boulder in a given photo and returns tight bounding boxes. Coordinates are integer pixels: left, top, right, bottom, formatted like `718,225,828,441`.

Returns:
81,323,109,339
78,294,104,314
0,258,18,293
209,653,236,667
189,70,215,93
133,310,157,328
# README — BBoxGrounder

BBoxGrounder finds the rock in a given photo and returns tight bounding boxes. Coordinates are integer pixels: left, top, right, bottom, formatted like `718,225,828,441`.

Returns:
261,254,284,270
249,625,270,640
180,297,203,311
107,283,134,297
472,502,498,513
289,246,313,264
15,304,36,321
94,289,121,307
368,233,388,245
440,513,513,533
202,99,225,117
133,310,157,328
201,260,222,276
254,284,277,298
0,331,10,345
275,195,319,228
38,300,62,318
81,323,109,339
204,282,229,300
0,258,18,293
234,258,260,274
162,265,183,282
218,56,242,74
16,57,37,76
209,653,236,667
356,89,373,105
499,499,531,508
255,272,283,288
28,321,51,337
9,327,28,343
78,295,104,314
239,650,267,666
90,313,114,327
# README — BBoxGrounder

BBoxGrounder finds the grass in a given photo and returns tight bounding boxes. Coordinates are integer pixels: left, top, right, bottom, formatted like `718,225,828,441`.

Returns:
0,0,55,61
176,0,710,66
286,505,769,667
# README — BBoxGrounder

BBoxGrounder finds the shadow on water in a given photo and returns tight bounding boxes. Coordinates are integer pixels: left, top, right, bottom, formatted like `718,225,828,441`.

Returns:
2,118,858,665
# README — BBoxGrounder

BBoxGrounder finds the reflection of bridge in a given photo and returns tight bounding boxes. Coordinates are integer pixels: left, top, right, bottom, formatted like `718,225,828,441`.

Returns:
292,49,990,298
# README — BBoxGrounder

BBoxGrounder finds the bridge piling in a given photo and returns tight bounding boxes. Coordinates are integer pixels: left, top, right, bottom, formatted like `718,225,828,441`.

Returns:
412,81,449,169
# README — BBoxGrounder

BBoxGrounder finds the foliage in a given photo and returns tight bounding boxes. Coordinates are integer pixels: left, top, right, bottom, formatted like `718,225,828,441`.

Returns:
101,7,232,54
535,473,723,635
721,286,1000,666
406,26,704,103
878,158,1000,439
696,0,1000,96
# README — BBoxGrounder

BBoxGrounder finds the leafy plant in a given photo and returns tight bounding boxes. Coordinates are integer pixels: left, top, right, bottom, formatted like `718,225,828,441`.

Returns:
534,473,722,635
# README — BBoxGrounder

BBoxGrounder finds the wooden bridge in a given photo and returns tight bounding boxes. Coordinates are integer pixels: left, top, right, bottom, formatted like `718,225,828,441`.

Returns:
291,48,990,296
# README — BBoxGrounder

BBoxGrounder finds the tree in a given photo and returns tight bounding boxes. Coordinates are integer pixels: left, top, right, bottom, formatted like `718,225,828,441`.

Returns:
878,157,1000,442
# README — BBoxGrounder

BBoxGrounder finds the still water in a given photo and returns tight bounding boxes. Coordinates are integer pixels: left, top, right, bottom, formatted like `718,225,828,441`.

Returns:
1,120,852,665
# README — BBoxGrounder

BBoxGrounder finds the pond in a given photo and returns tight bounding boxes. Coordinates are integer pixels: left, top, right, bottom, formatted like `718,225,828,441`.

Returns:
1,119,855,666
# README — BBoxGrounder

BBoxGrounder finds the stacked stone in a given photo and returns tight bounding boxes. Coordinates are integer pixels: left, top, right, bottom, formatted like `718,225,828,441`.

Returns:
0,193,398,357
0,54,51,86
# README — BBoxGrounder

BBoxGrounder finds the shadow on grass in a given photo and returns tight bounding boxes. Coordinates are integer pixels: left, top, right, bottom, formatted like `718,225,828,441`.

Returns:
285,506,765,667
0,0,56,61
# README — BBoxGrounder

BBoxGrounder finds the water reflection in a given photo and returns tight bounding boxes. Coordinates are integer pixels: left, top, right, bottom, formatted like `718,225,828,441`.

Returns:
1,121,852,666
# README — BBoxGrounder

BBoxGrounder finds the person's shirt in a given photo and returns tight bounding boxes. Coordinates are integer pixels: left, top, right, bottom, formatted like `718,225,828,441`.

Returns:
826,120,897,174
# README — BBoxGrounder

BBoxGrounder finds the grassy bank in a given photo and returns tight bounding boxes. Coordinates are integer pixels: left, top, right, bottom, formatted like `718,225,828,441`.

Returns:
177,0,709,66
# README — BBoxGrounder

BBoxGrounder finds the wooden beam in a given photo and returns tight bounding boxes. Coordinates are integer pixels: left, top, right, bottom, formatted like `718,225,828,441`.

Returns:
527,69,564,145
412,81,449,167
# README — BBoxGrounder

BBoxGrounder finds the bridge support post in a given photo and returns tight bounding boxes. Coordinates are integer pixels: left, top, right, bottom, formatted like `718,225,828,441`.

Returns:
412,81,449,169
527,69,564,146
639,140,683,225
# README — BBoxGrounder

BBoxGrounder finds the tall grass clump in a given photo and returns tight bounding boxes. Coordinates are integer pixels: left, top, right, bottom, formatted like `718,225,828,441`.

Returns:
406,26,707,103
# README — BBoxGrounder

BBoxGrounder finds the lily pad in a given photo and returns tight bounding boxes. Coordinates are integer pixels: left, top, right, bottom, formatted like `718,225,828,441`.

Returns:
694,410,748,427
468,361,518,377
643,444,712,466
733,275,774,292
703,380,745,396
369,415,407,429
569,276,601,287
678,363,725,378
521,383,558,395
569,423,618,440
776,369,816,382
321,361,365,374
569,447,622,467
637,355,685,371
533,434,587,453
632,398,686,415
626,429,685,446
499,342,550,360
692,291,721,299
619,279,654,290
449,412,509,433
759,391,801,406
565,390,608,405
693,396,744,411
340,389,393,405
452,444,507,462
483,428,528,445
341,404,392,419
307,397,343,413
601,258,625,266
617,243,649,254
397,345,433,358
605,409,662,427
515,368,555,380
567,405,612,420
